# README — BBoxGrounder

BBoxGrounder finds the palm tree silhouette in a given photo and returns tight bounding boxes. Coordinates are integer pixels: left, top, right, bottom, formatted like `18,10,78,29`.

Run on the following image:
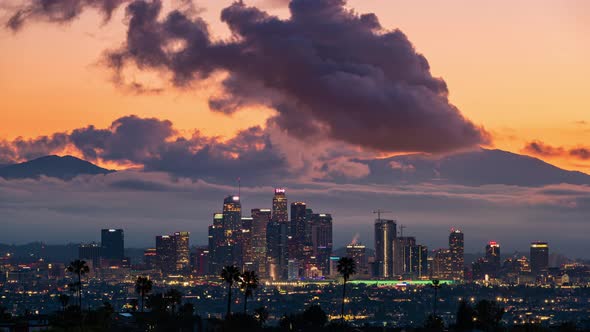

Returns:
220,265,240,318
337,257,356,322
135,276,153,313
431,279,442,317
66,259,89,311
239,270,259,314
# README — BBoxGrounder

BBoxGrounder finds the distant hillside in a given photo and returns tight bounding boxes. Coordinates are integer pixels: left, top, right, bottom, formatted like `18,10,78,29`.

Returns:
0,155,114,180
359,148,590,186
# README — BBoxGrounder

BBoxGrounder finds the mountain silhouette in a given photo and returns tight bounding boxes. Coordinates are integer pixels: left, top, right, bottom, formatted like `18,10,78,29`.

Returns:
359,148,590,186
0,155,114,180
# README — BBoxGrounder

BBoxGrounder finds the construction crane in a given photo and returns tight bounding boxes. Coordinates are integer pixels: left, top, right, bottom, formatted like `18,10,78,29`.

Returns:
372,209,392,221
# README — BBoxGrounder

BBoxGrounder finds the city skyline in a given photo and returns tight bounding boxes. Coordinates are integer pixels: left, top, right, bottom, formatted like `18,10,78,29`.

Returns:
0,0,589,259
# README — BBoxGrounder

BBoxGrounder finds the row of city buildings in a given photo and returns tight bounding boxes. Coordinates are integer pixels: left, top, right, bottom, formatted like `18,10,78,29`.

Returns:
75,189,552,283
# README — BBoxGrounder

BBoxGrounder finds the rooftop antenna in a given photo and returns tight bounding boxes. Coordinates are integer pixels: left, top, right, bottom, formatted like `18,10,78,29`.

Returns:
238,177,241,197
372,209,392,221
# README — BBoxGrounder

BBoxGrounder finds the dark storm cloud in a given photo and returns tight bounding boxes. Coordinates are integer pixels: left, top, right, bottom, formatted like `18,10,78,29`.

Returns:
0,133,69,163
523,140,590,161
108,0,489,153
5,0,129,31
8,0,489,153
0,115,288,183
70,115,288,182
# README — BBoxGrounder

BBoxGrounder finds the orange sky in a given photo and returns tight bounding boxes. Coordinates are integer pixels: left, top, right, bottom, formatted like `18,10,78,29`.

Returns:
1,0,589,171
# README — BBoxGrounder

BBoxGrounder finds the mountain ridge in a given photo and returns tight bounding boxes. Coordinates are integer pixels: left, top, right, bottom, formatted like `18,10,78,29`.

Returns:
0,155,114,180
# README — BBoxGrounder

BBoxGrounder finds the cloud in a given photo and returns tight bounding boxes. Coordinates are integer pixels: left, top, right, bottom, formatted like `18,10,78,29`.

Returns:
7,0,489,154
523,140,590,161
570,148,590,160
0,133,69,164
0,115,292,183
5,0,129,31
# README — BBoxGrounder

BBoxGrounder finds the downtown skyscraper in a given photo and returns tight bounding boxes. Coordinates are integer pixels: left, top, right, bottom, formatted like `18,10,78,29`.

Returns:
267,188,289,280
530,241,549,276
208,195,242,275
449,229,465,280
101,229,124,263
251,208,271,278
156,231,190,275
374,219,396,278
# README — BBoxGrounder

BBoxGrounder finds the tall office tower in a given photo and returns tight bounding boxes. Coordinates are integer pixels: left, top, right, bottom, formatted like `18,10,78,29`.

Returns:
431,248,452,279
101,229,124,261
239,217,254,270
405,244,428,279
174,231,190,272
223,195,242,233
290,202,307,254
156,235,176,275
346,243,368,276
208,213,225,275
309,213,333,276
393,236,416,275
266,220,289,280
449,229,465,280
252,208,271,277
485,241,501,270
79,242,101,268
530,242,549,275
272,188,288,223
374,219,396,278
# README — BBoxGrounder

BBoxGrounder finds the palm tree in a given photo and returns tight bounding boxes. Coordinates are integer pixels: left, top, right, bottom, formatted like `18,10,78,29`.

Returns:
135,276,153,313
239,271,259,314
431,279,442,318
337,257,356,322
66,260,89,311
220,265,240,318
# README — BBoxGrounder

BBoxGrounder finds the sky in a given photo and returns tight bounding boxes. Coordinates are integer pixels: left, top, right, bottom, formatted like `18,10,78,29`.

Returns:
0,0,589,257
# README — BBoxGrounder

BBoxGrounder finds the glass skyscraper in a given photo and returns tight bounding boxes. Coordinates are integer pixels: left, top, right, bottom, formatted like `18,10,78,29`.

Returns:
530,241,549,276
449,229,464,280
374,219,396,278
101,229,124,261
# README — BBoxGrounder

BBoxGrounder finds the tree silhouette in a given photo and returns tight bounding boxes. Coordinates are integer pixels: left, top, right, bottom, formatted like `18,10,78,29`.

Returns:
337,257,356,321
474,300,504,332
430,279,442,318
253,306,269,326
239,270,259,314
455,300,475,331
58,294,70,312
164,289,183,314
220,265,240,318
66,259,89,311
424,314,444,330
135,276,153,312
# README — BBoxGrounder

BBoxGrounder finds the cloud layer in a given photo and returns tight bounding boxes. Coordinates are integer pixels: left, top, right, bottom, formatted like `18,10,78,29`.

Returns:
0,171,588,257
5,0,129,31
0,115,289,184
6,0,489,153
523,140,590,161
